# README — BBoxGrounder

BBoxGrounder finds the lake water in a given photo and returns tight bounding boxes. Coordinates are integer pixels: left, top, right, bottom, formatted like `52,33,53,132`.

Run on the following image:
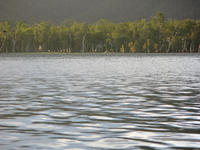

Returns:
0,53,200,150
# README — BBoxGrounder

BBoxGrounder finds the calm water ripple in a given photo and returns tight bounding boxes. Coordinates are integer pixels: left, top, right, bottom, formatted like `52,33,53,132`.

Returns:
0,54,200,150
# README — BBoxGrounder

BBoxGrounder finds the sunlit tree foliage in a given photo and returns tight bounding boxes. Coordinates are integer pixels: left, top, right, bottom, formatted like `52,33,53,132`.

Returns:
0,13,200,53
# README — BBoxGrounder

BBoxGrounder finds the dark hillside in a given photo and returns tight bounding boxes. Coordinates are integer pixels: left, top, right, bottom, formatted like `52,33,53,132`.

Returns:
0,0,200,23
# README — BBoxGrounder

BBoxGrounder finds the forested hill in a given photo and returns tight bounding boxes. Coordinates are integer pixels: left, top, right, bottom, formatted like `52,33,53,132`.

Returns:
0,0,200,23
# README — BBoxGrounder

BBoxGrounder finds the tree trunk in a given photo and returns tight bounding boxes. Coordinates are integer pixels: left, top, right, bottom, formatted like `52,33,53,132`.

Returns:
91,44,94,52
167,41,171,53
198,44,200,53
147,47,150,53
0,37,6,52
69,34,72,52
25,41,30,52
190,42,194,53
159,42,164,53
12,39,16,53
81,35,86,53
182,39,187,53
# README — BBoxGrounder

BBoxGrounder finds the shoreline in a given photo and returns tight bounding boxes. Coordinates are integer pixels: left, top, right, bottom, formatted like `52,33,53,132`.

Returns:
0,52,199,56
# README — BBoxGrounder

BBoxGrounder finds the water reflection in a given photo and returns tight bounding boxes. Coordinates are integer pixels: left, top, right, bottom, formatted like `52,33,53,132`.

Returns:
0,54,200,149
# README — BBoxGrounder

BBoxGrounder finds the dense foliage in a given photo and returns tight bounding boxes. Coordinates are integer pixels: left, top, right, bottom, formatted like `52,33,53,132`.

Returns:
0,13,200,53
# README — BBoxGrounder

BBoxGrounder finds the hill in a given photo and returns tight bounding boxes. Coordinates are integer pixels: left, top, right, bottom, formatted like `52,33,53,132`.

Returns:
0,0,200,23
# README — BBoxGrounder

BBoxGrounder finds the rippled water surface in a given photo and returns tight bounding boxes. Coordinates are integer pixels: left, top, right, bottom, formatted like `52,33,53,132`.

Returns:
0,54,200,150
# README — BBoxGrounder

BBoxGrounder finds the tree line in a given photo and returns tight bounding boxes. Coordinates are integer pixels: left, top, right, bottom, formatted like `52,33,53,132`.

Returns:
0,13,200,53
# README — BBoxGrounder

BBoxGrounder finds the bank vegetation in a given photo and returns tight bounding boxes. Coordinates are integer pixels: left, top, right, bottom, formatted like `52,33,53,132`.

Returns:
1,13,200,53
